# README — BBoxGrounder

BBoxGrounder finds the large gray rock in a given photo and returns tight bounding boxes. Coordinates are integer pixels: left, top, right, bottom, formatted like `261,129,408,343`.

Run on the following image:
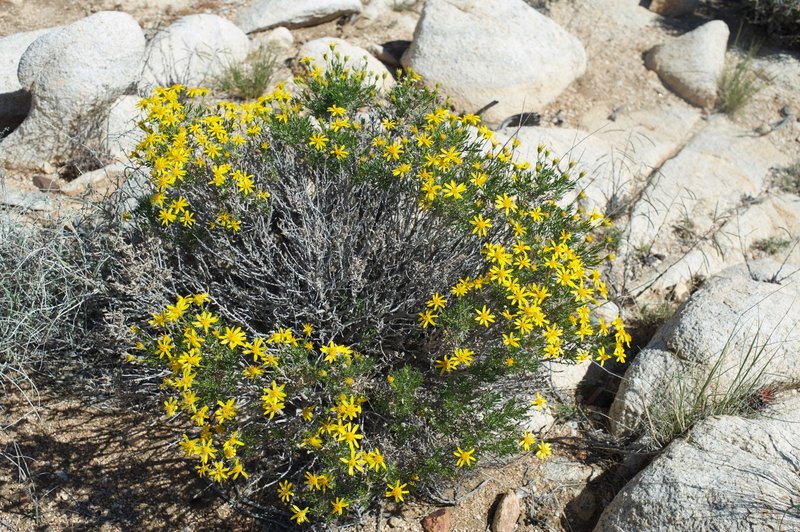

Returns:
237,0,363,34
597,396,800,531
0,28,53,128
139,14,250,92
299,37,394,93
0,12,145,171
609,260,800,436
648,0,699,17
645,20,729,108
401,0,586,127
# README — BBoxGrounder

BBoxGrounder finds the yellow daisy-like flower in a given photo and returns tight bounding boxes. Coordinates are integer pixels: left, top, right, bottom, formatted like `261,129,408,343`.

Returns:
519,431,537,451
454,446,476,467
385,480,409,503
469,213,492,237
474,305,495,327
219,326,246,350
531,392,548,411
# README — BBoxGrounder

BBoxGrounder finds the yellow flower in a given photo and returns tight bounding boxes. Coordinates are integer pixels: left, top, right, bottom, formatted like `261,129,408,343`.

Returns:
164,396,178,416
535,441,552,461
596,346,611,366
309,132,329,150
469,214,492,237
474,305,495,327
418,309,437,328
290,505,310,524
531,392,548,411
502,331,521,348
454,447,476,467
426,292,447,311
327,104,346,117
277,480,294,503
192,311,218,333
209,460,229,482
494,193,518,216
519,431,537,451
385,480,409,503
434,355,458,375
441,180,467,199
219,326,246,349
331,497,349,516
330,144,349,160
214,398,237,424
339,448,366,476
453,347,474,366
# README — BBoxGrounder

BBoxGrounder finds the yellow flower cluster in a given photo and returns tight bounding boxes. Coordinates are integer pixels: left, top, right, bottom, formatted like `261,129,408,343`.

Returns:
134,83,288,232
131,293,416,522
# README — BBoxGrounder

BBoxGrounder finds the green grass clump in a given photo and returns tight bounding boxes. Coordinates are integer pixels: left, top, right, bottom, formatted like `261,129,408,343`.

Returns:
122,44,628,526
776,161,800,194
214,46,277,100
716,42,764,115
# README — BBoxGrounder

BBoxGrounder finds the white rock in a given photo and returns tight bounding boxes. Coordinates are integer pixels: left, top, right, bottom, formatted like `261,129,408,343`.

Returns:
491,490,521,532
0,12,145,171
257,26,294,53
627,115,789,250
60,161,127,198
139,14,250,92
649,0,699,17
298,37,394,93
523,404,556,435
362,0,416,19
645,20,729,108
237,0,363,34
104,95,146,163
401,0,586,128
609,260,800,436
598,396,800,531
0,28,53,125
542,359,593,391
577,103,702,179
717,193,800,262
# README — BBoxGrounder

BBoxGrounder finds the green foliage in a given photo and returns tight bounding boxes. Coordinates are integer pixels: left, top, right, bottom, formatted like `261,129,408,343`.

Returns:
642,329,773,449
123,46,626,526
746,0,800,47
776,161,800,194
752,235,794,255
214,46,277,100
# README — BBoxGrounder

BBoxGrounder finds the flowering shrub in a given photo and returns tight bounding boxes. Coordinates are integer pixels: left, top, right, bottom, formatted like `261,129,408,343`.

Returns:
125,46,627,525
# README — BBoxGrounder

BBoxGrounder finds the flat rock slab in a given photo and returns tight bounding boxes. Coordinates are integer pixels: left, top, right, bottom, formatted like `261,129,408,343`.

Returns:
402,0,586,128
645,20,729,108
627,115,789,250
236,0,363,34
598,395,800,531
577,103,702,180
